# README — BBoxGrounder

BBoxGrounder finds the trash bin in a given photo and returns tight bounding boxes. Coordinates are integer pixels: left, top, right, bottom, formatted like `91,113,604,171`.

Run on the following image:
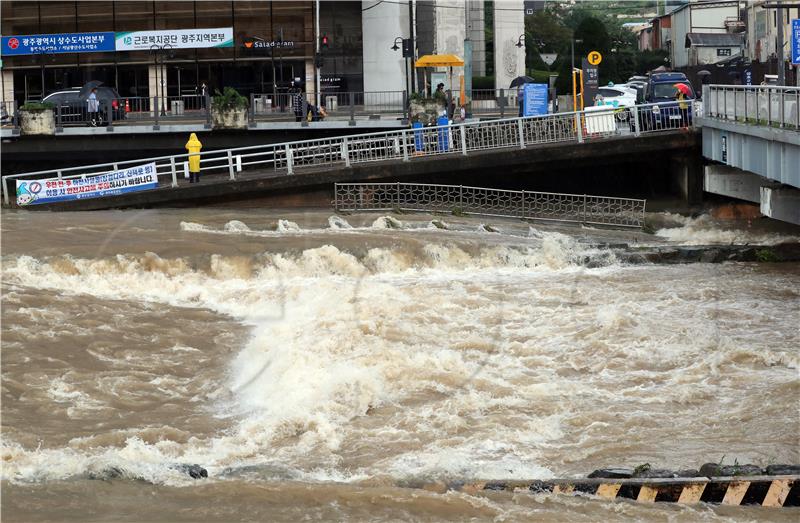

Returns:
413,122,424,151
436,116,449,152
325,96,338,111
171,100,185,116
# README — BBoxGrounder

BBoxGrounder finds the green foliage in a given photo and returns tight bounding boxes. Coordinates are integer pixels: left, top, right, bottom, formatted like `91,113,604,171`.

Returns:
633,463,651,476
20,102,54,112
755,248,779,262
212,87,248,111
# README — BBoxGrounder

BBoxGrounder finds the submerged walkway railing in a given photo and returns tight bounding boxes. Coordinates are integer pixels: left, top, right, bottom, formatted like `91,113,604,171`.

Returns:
2,100,696,207
334,182,647,228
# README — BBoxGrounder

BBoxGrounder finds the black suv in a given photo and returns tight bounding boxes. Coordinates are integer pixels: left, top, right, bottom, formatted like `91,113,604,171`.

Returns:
43,86,126,124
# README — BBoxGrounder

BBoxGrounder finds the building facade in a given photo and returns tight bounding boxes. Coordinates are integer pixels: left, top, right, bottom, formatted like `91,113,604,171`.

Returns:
0,1,366,103
1,1,525,104
668,0,742,67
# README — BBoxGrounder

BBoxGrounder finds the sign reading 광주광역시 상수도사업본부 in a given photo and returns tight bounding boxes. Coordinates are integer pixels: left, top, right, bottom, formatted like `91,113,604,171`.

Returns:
1,32,115,55
16,163,159,206
115,28,233,51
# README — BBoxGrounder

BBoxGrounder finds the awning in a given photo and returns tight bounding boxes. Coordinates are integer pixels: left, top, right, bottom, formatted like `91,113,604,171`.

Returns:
414,54,465,68
685,32,744,48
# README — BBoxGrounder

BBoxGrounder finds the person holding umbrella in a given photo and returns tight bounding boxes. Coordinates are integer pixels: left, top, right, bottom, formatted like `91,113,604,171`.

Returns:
673,83,692,129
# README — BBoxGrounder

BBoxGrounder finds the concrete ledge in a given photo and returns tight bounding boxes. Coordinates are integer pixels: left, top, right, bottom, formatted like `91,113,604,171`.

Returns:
413,475,800,507
698,117,800,146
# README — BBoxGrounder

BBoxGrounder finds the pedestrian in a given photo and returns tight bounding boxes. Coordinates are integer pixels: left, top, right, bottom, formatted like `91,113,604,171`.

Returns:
199,82,208,109
185,132,202,183
87,87,100,126
292,88,305,122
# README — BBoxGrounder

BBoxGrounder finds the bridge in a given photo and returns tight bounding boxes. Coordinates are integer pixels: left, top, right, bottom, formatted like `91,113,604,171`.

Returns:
699,84,800,225
2,100,701,212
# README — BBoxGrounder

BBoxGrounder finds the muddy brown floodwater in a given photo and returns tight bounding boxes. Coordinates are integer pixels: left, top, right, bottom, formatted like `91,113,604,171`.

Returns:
2,208,799,522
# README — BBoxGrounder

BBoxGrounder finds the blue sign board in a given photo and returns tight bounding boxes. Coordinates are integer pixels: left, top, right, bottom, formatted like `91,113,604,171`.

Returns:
792,19,800,65
522,83,548,117
1,32,115,56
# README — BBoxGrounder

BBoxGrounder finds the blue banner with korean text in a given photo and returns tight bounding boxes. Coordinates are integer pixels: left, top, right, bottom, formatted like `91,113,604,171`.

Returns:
522,83,549,117
1,32,115,56
792,19,800,65
16,163,158,206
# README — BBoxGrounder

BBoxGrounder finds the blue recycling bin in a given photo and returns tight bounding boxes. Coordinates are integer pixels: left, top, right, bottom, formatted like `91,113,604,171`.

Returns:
413,122,424,151
436,116,449,152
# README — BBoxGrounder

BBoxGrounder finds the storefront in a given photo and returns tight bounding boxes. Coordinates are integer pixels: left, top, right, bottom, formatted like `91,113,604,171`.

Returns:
0,1,364,103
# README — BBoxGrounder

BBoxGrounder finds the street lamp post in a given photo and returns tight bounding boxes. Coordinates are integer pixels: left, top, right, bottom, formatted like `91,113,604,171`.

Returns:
391,36,410,96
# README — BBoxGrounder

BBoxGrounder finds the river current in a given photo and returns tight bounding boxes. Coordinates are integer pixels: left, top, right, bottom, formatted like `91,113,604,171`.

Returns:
1,208,798,522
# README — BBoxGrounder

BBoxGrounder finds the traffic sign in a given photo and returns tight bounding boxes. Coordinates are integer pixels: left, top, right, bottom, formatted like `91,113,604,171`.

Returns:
587,51,602,65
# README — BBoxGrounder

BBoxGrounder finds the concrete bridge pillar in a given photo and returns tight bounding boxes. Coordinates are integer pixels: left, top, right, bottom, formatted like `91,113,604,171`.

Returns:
670,153,703,205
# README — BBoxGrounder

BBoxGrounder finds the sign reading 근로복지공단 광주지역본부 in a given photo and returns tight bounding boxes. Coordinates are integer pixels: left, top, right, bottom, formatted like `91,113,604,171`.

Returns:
114,28,233,51
15,163,159,207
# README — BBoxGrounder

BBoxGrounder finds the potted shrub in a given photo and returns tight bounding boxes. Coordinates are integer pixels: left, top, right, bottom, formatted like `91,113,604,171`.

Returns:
408,92,446,126
211,87,249,129
19,102,55,135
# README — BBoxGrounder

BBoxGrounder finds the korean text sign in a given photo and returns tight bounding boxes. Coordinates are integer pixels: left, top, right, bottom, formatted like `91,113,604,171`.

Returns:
16,163,158,206
1,32,115,56
115,28,233,51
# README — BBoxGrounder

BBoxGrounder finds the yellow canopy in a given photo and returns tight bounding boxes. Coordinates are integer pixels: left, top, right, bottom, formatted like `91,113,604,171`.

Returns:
414,54,464,68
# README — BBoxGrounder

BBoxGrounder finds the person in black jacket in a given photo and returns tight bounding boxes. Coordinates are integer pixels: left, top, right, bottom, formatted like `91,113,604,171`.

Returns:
292,88,305,122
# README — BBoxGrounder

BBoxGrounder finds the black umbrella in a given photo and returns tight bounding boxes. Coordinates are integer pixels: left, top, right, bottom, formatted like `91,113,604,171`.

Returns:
509,76,535,88
79,80,103,99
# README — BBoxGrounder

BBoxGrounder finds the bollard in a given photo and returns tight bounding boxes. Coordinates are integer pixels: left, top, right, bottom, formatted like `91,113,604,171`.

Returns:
517,118,525,148
153,96,160,130
285,144,294,174
204,93,212,129
499,88,506,118
342,137,350,167
632,106,641,136
349,92,356,126
170,157,178,187
105,102,113,132
185,133,202,183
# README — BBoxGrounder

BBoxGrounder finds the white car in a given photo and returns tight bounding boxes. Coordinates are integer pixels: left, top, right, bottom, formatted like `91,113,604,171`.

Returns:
594,85,638,112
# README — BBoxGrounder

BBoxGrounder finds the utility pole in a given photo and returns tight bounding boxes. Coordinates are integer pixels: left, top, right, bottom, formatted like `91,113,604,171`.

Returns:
409,0,416,92
315,0,321,106
464,0,473,116
776,1,785,85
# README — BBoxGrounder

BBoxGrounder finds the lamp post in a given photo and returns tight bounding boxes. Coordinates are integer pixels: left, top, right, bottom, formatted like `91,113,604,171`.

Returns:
515,34,525,49
391,36,410,95
150,43,174,116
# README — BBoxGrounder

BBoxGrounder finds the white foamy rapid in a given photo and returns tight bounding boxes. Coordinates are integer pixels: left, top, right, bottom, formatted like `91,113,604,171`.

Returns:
2,225,798,489
1,236,616,485
655,213,800,245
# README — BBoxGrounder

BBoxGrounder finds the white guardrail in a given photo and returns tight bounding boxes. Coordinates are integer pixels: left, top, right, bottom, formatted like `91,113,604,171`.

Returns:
1,100,698,207
703,84,800,130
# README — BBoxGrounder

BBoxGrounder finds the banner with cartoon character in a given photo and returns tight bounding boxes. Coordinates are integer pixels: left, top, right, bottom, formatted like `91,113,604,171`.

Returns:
16,162,158,206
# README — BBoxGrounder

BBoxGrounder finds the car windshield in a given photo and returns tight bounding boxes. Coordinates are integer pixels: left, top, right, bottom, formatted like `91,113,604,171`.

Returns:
652,83,692,99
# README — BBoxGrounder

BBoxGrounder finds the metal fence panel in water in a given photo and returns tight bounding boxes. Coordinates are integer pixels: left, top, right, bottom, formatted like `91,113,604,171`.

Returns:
334,183,646,228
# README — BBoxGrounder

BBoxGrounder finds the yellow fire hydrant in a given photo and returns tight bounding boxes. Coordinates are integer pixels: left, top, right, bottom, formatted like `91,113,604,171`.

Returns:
185,133,202,183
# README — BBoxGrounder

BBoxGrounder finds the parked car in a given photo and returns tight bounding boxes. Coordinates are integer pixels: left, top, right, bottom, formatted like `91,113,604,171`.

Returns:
635,72,695,130
594,84,637,120
43,86,127,124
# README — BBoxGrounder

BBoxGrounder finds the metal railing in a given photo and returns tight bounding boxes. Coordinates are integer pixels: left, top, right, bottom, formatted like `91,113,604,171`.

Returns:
1,100,696,207
334,182,647,228
703,84,800,130
249,90,407,121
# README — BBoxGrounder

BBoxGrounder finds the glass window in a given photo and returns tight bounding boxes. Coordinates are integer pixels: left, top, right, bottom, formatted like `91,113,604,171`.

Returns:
39,1,76,34
114,1,154,32
77,1,112,33
196,1,234,61
2,1,40,35
154,1,195,30
271,2,312,58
